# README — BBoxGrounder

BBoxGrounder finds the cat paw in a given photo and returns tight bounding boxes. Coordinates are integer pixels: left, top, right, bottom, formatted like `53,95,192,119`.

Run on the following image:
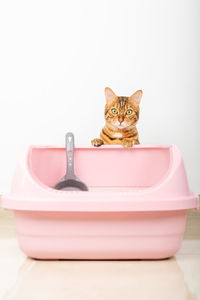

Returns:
91,138,104,147
122,139,133,148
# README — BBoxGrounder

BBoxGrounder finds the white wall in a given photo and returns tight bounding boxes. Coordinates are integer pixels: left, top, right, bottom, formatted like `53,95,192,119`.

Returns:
0,0,199,193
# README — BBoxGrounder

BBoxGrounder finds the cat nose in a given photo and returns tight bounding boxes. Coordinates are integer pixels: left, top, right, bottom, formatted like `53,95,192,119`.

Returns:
119,119,123,124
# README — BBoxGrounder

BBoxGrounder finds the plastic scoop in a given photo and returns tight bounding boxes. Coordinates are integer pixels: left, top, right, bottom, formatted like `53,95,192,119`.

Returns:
54,132,88,191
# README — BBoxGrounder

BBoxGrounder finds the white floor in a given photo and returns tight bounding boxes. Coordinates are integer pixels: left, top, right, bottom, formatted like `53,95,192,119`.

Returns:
0,238,199,300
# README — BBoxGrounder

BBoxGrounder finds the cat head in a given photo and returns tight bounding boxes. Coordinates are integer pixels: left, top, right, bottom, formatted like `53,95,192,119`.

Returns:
104,87,143,129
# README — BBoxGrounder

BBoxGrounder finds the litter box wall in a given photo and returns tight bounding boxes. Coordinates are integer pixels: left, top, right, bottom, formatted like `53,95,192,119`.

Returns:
2,145,198,259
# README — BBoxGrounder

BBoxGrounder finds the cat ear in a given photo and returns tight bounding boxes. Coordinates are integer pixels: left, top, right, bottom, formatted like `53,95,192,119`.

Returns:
105,87,117,103
129,90,143,104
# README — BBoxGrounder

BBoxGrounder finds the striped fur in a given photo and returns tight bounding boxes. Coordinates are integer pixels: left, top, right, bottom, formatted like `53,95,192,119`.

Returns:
92,87,143,148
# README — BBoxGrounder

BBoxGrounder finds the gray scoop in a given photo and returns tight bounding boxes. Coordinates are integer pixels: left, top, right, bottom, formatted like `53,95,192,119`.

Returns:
54,132,88,191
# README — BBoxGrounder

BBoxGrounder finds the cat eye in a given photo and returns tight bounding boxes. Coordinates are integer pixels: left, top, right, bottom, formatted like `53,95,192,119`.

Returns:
111,108,118,115
126,109,133,115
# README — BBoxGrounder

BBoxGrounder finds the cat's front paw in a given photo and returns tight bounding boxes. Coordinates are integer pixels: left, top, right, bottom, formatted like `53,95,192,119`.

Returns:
91,138,104,147
122,139,133,148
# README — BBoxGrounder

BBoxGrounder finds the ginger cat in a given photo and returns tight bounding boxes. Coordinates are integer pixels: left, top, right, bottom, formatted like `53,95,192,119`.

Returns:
91,87,143,148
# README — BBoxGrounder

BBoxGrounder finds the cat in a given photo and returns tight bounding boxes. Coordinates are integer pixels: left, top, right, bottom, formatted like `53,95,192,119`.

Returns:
91,87,143,148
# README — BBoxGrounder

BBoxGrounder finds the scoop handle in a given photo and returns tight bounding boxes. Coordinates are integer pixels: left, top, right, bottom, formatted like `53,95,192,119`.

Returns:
65,132,75,178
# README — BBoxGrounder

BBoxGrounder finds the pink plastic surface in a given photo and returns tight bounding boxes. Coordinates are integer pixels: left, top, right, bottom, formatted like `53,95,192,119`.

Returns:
2,145,198,259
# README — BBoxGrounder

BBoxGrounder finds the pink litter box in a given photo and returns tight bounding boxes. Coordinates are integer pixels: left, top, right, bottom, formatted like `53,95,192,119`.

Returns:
2,145,198,259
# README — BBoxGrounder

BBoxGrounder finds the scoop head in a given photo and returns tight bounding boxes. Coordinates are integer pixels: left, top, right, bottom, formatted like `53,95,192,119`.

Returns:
54,179,88,191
